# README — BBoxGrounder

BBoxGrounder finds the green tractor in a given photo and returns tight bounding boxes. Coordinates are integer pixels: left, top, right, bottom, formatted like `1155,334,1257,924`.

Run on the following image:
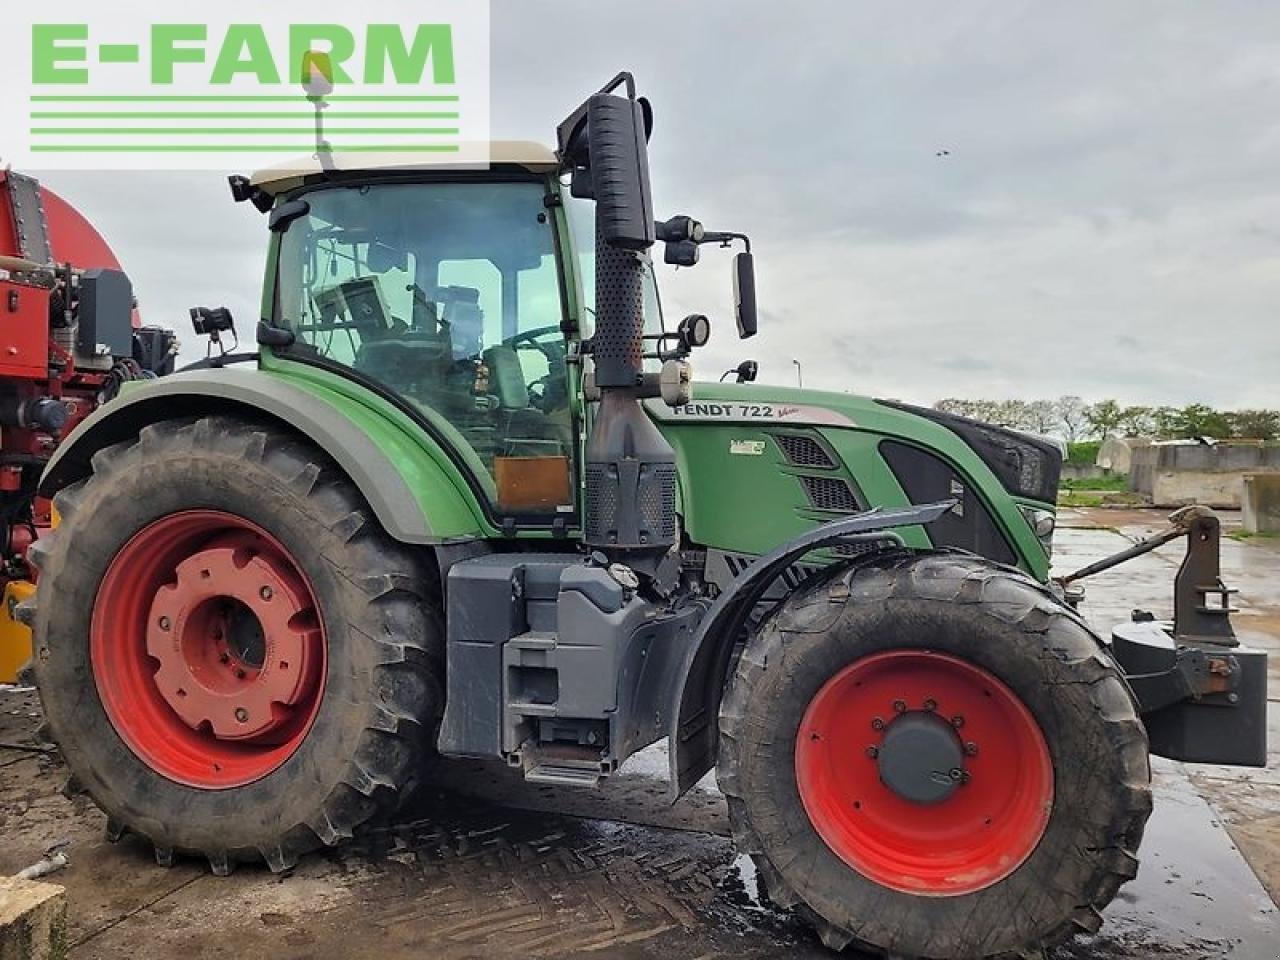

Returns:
26,74,1267,958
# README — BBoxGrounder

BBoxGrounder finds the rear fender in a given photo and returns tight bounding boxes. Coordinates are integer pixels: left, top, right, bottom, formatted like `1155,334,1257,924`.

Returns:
39,369,490,544
667,500,954,798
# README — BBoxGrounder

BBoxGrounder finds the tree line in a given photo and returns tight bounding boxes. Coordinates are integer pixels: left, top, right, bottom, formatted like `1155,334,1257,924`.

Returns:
933,397,1280,442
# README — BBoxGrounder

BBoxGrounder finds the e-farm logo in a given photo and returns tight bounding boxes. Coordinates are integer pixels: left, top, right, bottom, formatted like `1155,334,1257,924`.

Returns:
0,1,490,170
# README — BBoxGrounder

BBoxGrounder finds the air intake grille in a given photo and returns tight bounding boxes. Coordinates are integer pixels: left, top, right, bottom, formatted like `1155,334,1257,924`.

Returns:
639,464,678,541
830,539,894,558
585,463,676,546
775,434,836,469
584,465,616,543
799,475,861,513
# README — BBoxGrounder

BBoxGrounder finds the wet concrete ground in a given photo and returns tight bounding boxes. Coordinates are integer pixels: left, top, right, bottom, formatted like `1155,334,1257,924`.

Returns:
1,507,1277,958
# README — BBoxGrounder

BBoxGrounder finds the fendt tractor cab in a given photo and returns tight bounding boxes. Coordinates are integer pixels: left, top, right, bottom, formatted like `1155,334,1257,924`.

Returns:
26,74,1267,959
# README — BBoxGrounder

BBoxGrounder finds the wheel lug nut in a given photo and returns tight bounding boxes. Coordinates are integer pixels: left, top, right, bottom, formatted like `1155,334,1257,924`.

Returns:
892,699,907,714
158,616,171,632
260,585,274,601
218,652,230,664
950,715,965,728
871,717,885,731
923,699,937,712
234,668,246,679
235,708,248,723
865,746,879,759
964,741,979,756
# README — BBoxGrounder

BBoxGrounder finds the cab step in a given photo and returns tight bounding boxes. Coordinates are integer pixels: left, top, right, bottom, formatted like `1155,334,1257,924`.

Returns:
518,742,609,788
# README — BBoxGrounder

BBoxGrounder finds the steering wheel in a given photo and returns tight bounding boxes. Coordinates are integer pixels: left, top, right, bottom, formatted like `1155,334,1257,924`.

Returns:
504,325,562,349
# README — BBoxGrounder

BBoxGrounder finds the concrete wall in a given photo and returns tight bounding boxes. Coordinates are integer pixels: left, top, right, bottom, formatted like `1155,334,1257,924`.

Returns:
1097,436,1150,474
1061,463,1105,482
1130,442,1280,508
1244,473,1280,534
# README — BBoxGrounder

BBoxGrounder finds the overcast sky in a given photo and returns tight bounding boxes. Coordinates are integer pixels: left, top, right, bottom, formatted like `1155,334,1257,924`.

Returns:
30,1,1280,409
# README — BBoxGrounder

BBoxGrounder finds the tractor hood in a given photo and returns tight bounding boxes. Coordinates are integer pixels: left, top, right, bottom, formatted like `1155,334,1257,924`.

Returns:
644,381,1060,581
646,381,1062,505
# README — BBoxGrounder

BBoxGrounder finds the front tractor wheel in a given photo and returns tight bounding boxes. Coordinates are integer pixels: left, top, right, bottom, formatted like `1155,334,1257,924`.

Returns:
718,553,1152,959
31,417,442,873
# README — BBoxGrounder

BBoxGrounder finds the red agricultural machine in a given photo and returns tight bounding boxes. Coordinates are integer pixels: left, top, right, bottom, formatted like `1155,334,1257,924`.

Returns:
0,169,176,679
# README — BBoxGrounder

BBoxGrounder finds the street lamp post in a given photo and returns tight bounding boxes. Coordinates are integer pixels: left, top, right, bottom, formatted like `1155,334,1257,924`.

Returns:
792,359,803,389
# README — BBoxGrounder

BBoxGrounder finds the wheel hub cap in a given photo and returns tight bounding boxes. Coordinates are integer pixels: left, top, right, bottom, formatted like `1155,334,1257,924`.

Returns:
876,711,965,805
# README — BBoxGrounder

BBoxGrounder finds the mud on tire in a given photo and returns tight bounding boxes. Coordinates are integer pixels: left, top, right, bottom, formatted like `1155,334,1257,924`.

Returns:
30,416,443,874
717,551,1152,958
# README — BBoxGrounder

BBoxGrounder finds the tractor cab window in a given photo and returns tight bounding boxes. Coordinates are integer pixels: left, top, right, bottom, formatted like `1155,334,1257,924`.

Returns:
275,180,573,519
564,193,665,356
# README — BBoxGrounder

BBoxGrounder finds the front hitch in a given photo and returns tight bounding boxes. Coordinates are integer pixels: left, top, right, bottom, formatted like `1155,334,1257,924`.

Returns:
1060,506,1268,768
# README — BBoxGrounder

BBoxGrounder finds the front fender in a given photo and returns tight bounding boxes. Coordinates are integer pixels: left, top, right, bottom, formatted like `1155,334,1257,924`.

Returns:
40,368,491,544
667,500,955,798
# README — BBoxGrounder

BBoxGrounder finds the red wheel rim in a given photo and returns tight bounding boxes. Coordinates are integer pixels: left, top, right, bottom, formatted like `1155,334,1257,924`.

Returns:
91,511,326,789
794,651,1053,896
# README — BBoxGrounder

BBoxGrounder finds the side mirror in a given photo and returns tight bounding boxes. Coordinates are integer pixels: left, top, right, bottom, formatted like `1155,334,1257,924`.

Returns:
735,360,758,383
733,251,758,339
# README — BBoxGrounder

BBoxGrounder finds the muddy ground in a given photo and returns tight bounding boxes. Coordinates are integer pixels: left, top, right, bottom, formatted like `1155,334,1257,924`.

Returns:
1,507,1277,959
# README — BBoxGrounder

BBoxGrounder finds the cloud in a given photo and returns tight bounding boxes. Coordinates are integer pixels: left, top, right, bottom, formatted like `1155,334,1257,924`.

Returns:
25,0,1280,408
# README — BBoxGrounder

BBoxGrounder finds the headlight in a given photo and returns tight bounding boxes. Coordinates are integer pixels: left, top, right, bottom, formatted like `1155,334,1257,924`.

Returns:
1018,505,1056,555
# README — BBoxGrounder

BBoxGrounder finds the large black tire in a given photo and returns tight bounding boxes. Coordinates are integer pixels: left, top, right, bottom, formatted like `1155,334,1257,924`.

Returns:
718,551,1152,958
30,416,443,874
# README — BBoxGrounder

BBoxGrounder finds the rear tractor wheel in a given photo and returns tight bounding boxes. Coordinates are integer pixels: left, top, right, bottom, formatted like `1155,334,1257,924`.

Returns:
30,416,442,873
718,552,1152,958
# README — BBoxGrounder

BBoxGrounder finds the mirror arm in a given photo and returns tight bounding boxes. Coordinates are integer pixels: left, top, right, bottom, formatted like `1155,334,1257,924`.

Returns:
700,230,751,253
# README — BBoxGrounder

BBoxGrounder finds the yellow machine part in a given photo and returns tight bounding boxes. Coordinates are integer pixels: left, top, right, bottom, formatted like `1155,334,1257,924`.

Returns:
0,580,35,684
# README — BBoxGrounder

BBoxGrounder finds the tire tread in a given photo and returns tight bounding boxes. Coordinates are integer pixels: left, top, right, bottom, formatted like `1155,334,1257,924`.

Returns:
32,415,443,874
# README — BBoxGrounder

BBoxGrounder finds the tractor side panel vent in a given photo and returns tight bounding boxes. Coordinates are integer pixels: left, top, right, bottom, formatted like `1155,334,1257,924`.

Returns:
799,475,862,513
585,463,676,545
830,539,894,559
775,433,836,469
639,464,678,541
584,465,616,542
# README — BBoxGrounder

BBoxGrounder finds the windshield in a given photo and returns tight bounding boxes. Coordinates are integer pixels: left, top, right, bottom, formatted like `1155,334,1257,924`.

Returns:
564,191,665,345
275,180,574,519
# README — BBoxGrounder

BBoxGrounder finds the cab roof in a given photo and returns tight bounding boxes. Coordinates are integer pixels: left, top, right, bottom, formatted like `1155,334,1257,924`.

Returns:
250,141,559,195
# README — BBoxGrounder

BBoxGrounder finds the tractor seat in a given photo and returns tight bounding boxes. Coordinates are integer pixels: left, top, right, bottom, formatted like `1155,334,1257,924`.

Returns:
482,343,570,454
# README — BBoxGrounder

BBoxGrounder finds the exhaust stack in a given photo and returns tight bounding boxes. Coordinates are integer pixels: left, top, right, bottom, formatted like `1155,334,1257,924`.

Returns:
558,74,677,563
